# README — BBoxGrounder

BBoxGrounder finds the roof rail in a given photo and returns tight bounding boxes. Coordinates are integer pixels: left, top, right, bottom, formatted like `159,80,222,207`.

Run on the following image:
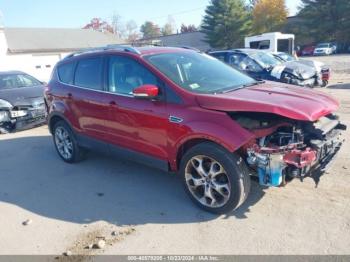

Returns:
64,45,141,59
106,45,141,54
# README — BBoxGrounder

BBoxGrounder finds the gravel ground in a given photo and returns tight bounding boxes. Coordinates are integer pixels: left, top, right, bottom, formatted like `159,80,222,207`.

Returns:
304,54,350,87
0,55,349,257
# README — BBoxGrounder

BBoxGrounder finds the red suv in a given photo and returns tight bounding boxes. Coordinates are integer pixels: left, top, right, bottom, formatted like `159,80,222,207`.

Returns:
45,46,345,214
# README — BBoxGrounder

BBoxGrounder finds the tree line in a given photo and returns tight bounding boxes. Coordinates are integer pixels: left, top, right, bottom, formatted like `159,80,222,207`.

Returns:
293,0,350,47
83,15,197,43
83,0,350,48
202,0,350,49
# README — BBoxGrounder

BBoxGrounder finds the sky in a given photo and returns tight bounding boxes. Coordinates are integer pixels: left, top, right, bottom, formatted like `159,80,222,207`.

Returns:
0,0,301,31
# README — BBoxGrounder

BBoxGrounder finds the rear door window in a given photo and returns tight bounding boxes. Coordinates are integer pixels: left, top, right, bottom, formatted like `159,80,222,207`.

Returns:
240,57,263,72
57,62,76,85
74,57,103,90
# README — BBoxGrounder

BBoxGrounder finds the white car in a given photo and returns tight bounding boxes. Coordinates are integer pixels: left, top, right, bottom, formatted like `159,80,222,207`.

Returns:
313,43,333,55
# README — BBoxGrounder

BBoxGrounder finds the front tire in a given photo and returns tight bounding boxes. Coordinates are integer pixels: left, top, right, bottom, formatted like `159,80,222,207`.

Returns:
53,120,86,163
180,142,251,214
322,80,329,87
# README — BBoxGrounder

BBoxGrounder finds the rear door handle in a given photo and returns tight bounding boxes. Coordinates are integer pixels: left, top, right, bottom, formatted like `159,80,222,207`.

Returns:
67,93,73,99
109,101,118,106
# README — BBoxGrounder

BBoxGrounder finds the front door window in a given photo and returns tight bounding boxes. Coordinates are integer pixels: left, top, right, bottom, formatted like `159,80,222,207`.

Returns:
108,56,158,95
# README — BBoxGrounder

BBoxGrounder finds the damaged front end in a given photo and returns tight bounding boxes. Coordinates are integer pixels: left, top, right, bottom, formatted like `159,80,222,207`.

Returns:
232,113,346,187
272,62,319,88
0,103,46,134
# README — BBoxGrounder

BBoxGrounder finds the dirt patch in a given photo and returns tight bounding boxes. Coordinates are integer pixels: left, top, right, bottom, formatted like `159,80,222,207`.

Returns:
56,224,136,261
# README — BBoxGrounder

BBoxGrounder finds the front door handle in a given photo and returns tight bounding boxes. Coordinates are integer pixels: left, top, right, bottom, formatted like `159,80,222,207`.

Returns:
67,93,73,99
109,101,117,106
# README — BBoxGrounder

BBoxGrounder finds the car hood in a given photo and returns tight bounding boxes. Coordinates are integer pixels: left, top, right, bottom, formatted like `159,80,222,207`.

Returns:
297,59,325,73
0,85,44,107
196,81,339,122
280,61,317,80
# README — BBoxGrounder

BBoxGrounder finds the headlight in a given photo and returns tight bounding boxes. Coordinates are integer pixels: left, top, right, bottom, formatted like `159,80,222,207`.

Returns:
0,111,10,122
0,99,12,109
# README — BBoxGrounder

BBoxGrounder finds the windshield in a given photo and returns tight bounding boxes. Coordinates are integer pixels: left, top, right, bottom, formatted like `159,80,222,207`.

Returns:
317,43,330,48
144,52,257,94
0,74,42,90
249,52,281,68
277,53,296,62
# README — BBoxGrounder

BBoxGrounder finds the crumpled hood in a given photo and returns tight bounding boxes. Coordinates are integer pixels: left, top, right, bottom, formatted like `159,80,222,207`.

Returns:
297,59,325,74
282,61,316,79
196,81,339,122
0,86,44,107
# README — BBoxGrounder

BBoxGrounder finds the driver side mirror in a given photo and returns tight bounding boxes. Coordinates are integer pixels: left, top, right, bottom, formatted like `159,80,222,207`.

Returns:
133,85,159,99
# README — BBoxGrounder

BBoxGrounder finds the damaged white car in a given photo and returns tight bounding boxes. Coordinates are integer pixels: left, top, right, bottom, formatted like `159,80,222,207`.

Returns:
0,71,46,133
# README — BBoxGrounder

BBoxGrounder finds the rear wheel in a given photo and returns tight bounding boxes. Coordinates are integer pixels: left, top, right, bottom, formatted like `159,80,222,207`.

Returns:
180,142,251,214
53,120,86,163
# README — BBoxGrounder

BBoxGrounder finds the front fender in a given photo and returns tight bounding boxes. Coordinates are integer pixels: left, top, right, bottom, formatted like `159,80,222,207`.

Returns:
177,121,254,152
168,110,255,170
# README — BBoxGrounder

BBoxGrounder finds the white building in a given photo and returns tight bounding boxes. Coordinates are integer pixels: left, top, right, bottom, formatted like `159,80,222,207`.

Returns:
0,27,122,81
136,31,211,52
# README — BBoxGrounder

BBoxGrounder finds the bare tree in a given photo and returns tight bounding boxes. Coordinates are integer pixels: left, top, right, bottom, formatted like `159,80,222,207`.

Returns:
162,16,176,36
126,20,140,43
180,24,198,33
83,18,114,34
111,12,126,39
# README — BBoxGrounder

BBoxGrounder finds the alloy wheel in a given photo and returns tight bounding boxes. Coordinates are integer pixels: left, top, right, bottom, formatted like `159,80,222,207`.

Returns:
185,155,231,208
54,126,73,160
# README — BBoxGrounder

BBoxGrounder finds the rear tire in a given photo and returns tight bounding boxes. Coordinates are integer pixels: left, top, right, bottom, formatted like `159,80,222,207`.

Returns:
180,142,251,214
52,120,86,163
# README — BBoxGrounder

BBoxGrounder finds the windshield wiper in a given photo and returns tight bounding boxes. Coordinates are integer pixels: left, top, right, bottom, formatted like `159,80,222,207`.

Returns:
217,81,264,94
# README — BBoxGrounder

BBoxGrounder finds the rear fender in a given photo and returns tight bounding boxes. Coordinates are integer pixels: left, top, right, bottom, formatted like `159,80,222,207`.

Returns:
48,100,80,133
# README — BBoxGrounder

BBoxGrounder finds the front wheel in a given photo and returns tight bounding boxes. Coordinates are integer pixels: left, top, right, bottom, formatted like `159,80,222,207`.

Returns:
321,80,329,87
180,142,251,214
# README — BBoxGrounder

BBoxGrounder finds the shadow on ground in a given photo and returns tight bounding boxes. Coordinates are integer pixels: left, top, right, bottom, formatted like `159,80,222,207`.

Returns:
0,135,266,226
328,83,350,89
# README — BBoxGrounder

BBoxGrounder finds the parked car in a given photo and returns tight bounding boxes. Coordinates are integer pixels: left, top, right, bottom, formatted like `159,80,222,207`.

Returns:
210,49,318,87
273,52,330,87
0,71,46,133
300,45,315,56
314,43,334,55
45,46,345,214
331,43,338,54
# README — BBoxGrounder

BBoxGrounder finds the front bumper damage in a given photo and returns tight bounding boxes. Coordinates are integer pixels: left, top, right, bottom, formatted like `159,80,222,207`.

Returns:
290,77,317,88
0,105,46,133
245,117,346,187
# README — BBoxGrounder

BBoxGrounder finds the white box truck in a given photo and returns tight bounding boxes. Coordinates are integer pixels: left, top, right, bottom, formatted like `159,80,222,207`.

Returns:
245,32,295,54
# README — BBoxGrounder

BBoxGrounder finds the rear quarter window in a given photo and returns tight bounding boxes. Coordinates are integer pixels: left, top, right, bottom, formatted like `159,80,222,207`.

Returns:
57,62,76,85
